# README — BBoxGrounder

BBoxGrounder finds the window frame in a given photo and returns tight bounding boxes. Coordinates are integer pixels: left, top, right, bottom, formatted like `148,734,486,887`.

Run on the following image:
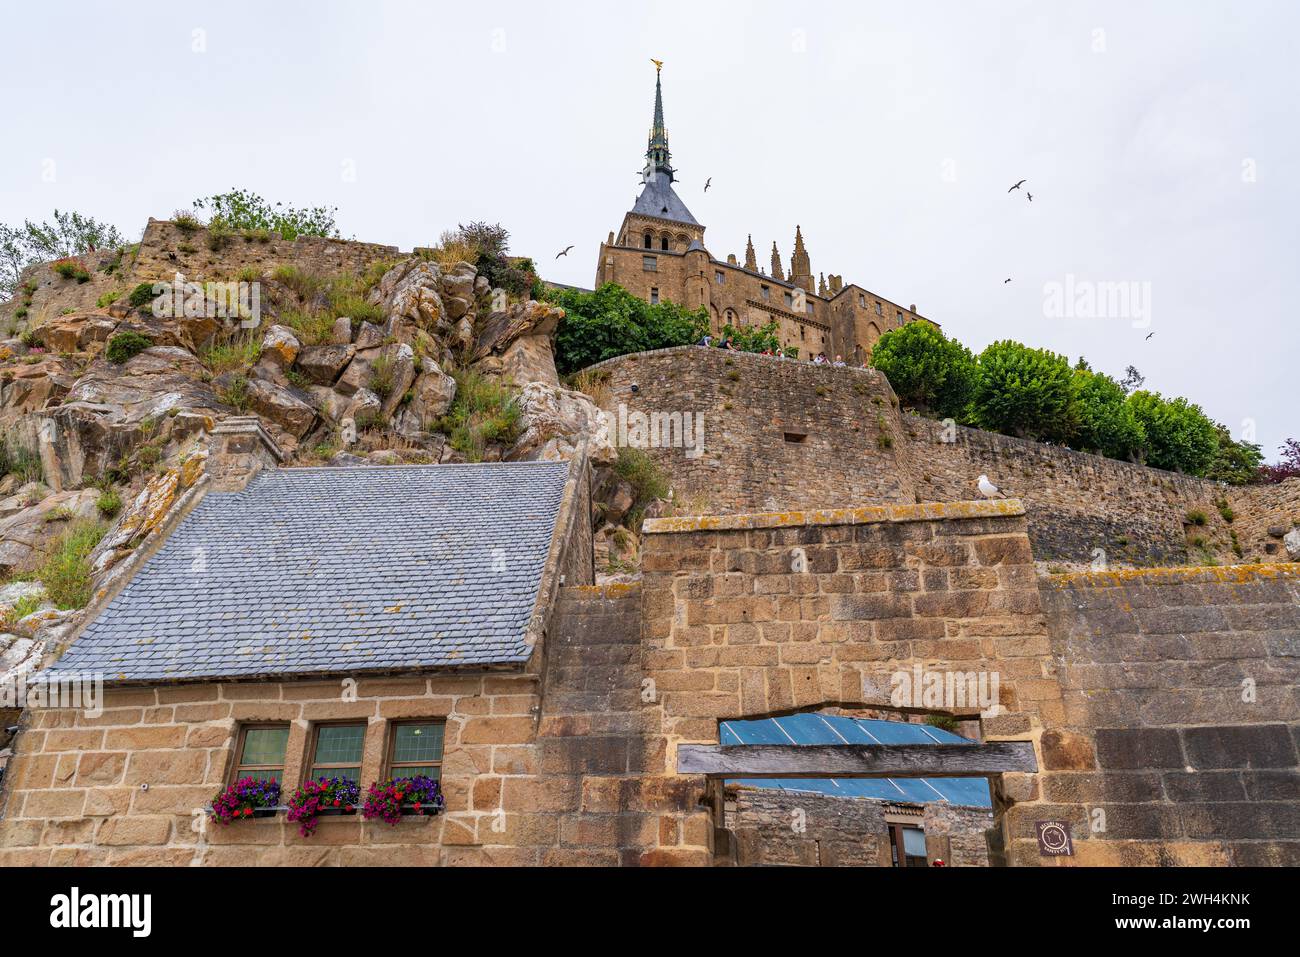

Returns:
383,719,447,782
642,255,658,272
304,720,368,784
228,722,291,786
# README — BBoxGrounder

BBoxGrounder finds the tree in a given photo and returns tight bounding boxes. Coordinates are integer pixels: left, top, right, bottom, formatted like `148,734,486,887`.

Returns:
1125,391,1219,475
454,222,539,300
1258,438,1300,484
970,339,1075,441
1069,367,1147,460
1205,425,1264,485
0,210,126,298
868,321,977,419
720,319,782,354
547,283,709,375
193,188,338,240
1119,364,1145,394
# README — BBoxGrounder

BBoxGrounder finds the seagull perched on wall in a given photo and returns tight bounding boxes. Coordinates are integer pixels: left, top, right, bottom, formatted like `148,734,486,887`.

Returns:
1008,179,1026,192
977,474,1007,499
555,245,574,259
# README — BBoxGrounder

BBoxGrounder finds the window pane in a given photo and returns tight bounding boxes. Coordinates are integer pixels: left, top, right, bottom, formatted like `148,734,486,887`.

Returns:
391,766,441,783
310,768,360,784
393,723,444,764
902,828,927,857
240,727,289,766
242,769,282,784
314,725,365,765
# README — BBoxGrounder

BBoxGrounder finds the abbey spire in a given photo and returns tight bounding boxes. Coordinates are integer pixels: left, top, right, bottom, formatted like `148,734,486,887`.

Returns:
643,60,675,183
789,225,814,294
770,242,785,281
744,235,758,271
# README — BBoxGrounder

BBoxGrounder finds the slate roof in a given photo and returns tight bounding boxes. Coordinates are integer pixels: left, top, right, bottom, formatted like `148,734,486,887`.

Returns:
631,176,699,226
722,714,993,808
46,462,571,683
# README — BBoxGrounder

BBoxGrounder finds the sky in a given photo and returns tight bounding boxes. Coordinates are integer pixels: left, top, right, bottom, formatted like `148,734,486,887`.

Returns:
2,1,1296,458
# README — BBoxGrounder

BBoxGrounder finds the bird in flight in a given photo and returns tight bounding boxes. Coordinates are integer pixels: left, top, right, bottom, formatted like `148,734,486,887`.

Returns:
1026,193,1033,202
978,474,1007,499
1008,179,1026,192
555,245,574,259
704,177,712,192
1145,332,1154,340
1004,278,1012,284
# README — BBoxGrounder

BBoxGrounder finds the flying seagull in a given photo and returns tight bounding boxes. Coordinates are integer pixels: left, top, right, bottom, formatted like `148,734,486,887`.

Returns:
1004,278,1012,284
555,245,574,259
977,474,1007,499
1008,179,1026,192
704,177,712,192
1026,192,1033,202
1145,332,1154,340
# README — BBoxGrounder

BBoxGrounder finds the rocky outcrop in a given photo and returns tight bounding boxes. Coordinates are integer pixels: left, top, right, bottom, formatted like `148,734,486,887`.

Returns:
508,382,615,465
472,300,564,387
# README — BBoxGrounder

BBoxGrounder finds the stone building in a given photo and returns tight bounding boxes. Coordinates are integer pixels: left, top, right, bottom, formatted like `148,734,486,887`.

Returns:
593,65,937,362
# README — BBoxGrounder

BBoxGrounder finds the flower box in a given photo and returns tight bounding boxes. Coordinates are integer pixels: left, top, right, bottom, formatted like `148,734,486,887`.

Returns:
363,776,445,826
210,778,282,825
288,778,362,837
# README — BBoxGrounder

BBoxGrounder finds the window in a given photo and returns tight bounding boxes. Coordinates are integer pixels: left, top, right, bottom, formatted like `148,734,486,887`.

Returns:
642,256,658,272
643,233,652,249
760,285,770,300
859,294,866,307
875,301,883,316
650,287,659,305
783,292,793,308
230,724,290,784
715,270,725,284
806,302,814,315
385,721,445,782
306,722,366,783
889,824,928,867
661,237,670,251
897,311,904,322
783,431,808,444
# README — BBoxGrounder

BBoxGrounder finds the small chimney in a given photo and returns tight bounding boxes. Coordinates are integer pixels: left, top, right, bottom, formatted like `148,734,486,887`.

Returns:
206,417,284,491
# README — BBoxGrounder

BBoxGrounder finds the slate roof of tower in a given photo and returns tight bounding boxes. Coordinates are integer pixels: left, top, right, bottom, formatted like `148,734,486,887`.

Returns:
631,177,700,226
45,462,571,682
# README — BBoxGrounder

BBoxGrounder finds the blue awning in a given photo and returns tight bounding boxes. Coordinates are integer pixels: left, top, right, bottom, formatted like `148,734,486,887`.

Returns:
721,713,993,808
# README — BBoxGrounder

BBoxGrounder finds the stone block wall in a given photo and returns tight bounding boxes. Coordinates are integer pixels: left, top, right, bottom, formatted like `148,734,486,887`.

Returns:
591,346,917,513
130,220,402,286
1030,564,1300,866
0,674,543,865
636,500,1059,864
1229,478,1300,562
902,413,1230,566
722,787,991,867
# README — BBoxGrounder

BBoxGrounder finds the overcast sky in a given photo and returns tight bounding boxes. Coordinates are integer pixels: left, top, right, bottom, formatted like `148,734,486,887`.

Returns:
3,1,1295,458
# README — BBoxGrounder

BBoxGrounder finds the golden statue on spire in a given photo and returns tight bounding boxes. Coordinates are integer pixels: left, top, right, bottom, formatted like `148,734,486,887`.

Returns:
651,58,664,72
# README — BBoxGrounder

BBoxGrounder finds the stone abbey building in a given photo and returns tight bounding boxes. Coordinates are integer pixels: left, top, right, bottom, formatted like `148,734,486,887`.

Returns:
594,66,937,362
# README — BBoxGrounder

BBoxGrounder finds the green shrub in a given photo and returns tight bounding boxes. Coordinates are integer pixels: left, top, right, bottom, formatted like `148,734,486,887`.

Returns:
51,257,92,283
95,289,121,309
272,264,327,302
172,209,203,232
1215,499,1235,523
127,282,157,309
14,306,29,320
613,446,670,530
96,487,122,518
548,282,710,375
36,520,107,609
235,266,261,284
436,367,521,461
193,189,338,241
280,308,334,347
105,331,152,364
201,333,261,375
218,374,251,413
923,714,960,733
5,594,43,625
1186,510,1208,527
206,218,233,251
19,328,42,348
368,354,396,399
